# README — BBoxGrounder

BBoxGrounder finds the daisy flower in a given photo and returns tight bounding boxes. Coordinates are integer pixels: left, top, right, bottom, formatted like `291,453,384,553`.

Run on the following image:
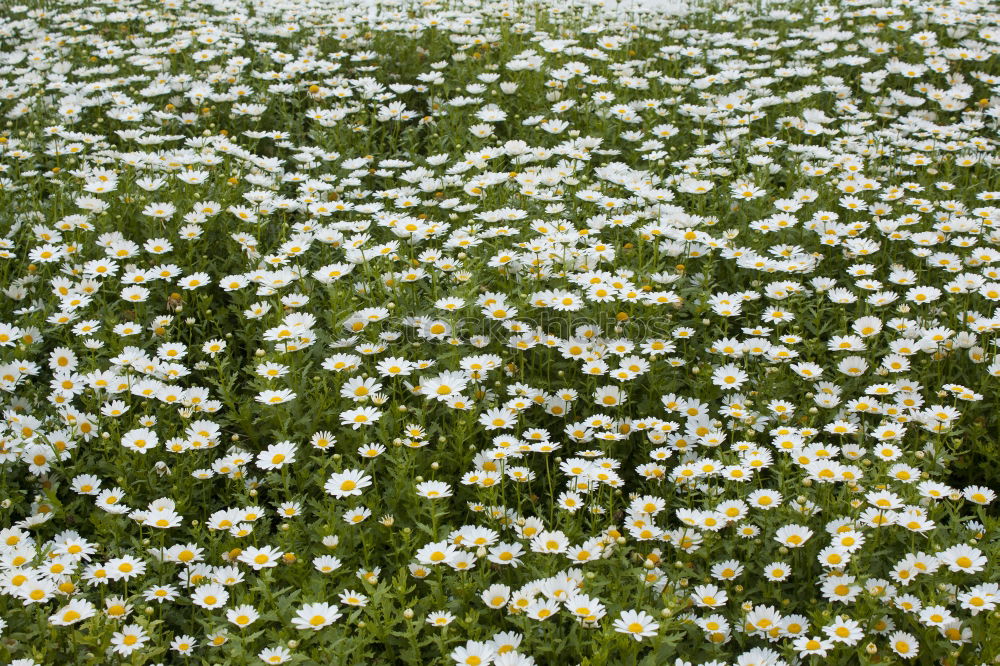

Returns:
325,470,373,498
258,646,292,664
238,546,283,571
613,609,659,641
888,631,919,659
110,624,149,656
255,389,296,405
291,602,342,631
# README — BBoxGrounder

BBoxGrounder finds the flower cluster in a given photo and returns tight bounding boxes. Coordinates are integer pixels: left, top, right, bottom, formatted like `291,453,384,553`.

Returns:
0,0,997,663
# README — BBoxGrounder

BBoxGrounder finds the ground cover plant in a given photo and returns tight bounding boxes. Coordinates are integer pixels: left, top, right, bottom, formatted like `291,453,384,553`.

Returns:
0,0,998,663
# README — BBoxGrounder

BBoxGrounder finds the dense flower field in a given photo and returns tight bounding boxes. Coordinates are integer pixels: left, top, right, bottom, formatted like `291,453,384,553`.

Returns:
0,0,998,662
